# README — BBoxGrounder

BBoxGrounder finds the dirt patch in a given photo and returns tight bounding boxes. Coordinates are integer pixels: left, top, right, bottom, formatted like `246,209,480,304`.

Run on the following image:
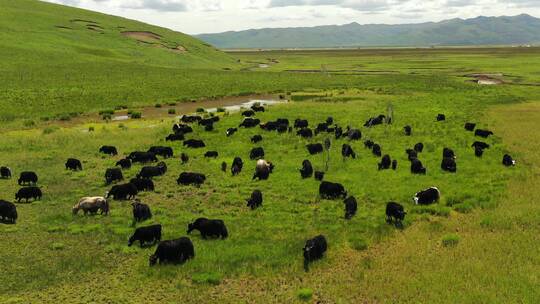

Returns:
465,73,505,85
121,31,162,43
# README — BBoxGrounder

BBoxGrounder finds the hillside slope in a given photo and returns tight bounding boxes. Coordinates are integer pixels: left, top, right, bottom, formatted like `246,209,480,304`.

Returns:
197,14,540,49
0,0,235,69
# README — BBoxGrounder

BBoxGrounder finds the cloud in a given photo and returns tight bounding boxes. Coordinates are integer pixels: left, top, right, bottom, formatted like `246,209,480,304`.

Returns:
268,0,393,11
120,0,188,12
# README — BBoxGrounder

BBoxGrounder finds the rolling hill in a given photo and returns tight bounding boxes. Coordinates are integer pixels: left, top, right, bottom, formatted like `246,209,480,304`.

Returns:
0,0,235,68
197,14,540,49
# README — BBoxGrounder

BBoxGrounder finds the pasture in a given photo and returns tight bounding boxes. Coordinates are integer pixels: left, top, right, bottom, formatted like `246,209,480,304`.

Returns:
1,63,537,302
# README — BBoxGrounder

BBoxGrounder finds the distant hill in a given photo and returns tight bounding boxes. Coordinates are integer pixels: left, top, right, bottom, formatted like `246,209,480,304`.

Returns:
197,14,540,49
0,0,235,68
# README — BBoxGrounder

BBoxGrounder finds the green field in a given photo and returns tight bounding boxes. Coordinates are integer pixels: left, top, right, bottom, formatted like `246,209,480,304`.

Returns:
1,1,540,303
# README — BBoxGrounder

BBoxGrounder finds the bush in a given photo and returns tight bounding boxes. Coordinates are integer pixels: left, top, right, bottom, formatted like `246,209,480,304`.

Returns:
216,107,226,113
196,108,206,113
99,109,114,115
442,234,460,247
192,272,221,285
453,202,474,213
297,288,313,301
43,126,59,134
167,102,177,106
168,109,176,115
102,114,112,121
51,242,65,250
155,103,162,108
88,126,95,132
130,112,142,119
349,237,368,251
23,120,36,127
57,114,71,121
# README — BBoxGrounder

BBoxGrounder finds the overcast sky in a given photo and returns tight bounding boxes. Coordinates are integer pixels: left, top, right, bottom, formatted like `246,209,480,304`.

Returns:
43,0,540,35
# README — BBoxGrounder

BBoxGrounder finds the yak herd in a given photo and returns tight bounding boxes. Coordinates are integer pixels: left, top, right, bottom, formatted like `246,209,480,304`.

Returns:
0,103,518,271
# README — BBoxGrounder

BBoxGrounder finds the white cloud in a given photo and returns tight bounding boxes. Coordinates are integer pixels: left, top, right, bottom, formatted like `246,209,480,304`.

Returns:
43,0,540,34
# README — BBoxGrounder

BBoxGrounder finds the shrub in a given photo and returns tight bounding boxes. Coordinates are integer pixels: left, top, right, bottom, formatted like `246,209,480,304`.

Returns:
167,102,177,106
51,242,65,250
130,112,142,119
57,114,71,121
192,272,221,285
88,126,95,132
40,116,50,122
102,114,112,121
43,126,59,134
442,234,460,247
297,288,313,301
155,103,162,108
196,108,206,113
23,120,36,127
168,109,176,115
349,237,368,251
453,202,474,213
99,109,114,115
216,107,226,113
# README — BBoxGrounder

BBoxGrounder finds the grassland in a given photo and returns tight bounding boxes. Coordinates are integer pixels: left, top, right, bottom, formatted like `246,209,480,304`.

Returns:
1,1,540,303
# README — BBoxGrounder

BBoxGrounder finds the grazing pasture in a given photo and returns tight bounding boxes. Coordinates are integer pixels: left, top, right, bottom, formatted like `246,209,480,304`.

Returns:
0,78,530,302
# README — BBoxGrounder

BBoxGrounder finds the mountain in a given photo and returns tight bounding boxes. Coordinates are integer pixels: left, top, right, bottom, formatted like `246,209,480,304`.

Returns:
197,14,540,49
0,0,235,68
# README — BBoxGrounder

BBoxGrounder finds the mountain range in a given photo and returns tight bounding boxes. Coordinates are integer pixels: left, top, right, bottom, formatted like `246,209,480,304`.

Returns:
197,14,540,49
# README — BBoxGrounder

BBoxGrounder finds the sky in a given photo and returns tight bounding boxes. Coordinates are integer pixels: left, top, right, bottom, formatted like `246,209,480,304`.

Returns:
43,0,540,35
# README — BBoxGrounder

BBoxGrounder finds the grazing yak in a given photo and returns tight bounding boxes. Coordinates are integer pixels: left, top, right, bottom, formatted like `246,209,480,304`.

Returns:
343,196,357,220
72,196,109,216
253,159,274,181
411,159,426,174
475,146,484,157
392,160,398,170
251,135,263,143
128,224,161,247
239,117,261,128
414,187,440,205
242,110,255,117
181,153,189,164
300,160,313,178
105,168,124,185
132,200,152,222
319,181,347,200
297,128,313,139
335,126,343,139
378,155,391,170
372,144,382,157
99,145,118,156
199,117,218,127
347,129,361,141
177,172,206,187
183,139,206,148
436,114,446,121
173,123,193,134
475,129,494,138
65,158,82,171
148,146,173,159
303,235,327,272
464,122,476,131
406,149,418,161
149,237,194,266
472,141,490,150
166,133,184,142
205,151,219,158
116,158,132,170
386,202,406,227
441,158,457,173
364,140,375,149
15,186,42,203
503,154,516,167
1,166,12,179
226,128,238,137
18,171,38,185
364,114,386,127
246,190,263,210
414,142,424,153
180,115,202,124
314,122,329,135
221,162,227,172
250,147,265,160
306,143,324,155
404,125,412,136
231,157,244,176
204,123,214,132
294,119,309,129
443,148,456,159
188,218,228,239
314,171,325,181
129,151,158,164
130,178,155,192
341,144,356,159
0,200,17,223
107,183,138,200
251,104,265,112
